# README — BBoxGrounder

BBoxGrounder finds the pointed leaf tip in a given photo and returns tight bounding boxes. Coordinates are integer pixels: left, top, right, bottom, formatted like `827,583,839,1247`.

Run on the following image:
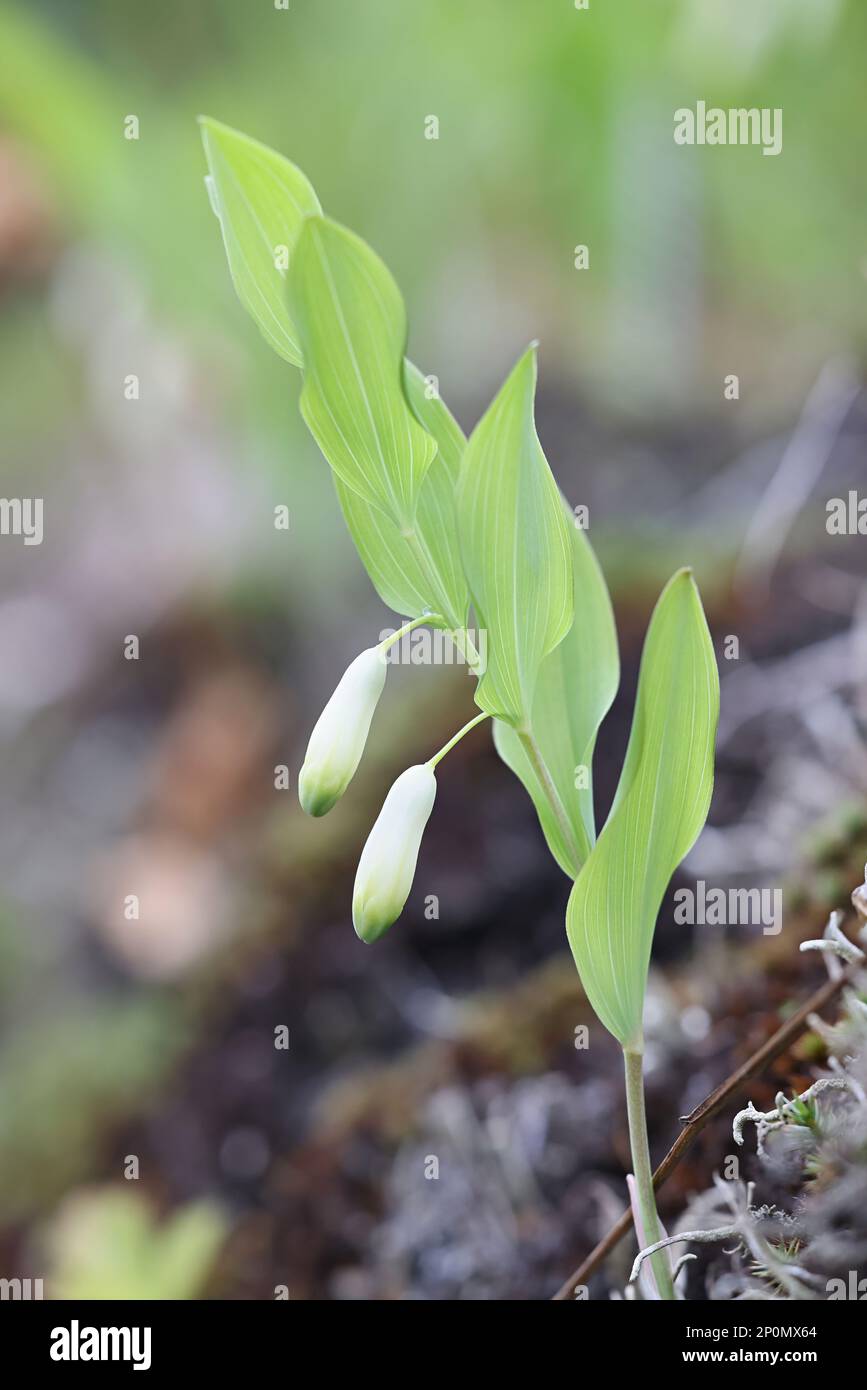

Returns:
566,569,719,1047
457,347,573,727
288,214,437,525
199,118,321,366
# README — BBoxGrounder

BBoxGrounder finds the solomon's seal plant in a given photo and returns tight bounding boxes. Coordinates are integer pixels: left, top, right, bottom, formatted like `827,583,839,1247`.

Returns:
200,117,720,1299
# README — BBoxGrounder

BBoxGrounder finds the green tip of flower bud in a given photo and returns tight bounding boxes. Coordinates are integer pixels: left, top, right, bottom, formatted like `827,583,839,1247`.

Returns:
352,764,437,943
297,646,388,817
298,766,340,818
352,906,395,946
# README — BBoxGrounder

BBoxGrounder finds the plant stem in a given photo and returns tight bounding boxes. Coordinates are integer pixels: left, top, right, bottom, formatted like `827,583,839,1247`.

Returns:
448,626,481,672
378,605,481,673
400,532,483,674
428,711,490,768
378,613,443,654
623,1047,675,1300
554,957,858,1299
517,730,587,874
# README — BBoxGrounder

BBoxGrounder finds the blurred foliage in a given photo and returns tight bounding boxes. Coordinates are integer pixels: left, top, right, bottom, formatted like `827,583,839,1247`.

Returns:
0,997,186,1221
39,1187,225,1300
0,0,864,410
0,0,862,611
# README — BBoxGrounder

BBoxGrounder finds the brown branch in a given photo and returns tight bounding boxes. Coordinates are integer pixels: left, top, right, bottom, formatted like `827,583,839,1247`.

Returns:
552,959,859,1300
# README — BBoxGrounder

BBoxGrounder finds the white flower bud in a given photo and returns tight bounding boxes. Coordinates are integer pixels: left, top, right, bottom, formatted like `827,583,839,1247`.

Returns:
298,646,387,817
352,763,437,943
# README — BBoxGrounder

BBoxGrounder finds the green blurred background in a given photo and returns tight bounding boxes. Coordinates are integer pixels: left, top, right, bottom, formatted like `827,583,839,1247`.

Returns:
0,0,865,1300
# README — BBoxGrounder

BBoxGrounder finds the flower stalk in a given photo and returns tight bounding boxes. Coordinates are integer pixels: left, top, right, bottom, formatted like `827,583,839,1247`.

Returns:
428,712,489,768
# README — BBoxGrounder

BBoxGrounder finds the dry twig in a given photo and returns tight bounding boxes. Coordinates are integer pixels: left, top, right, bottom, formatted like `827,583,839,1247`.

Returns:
552,955,860,1300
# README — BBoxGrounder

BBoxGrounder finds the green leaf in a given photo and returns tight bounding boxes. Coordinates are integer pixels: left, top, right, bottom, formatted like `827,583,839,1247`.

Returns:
332,361,470,631
566,569,719,1048
200,120,468,629
199,116,321,367
494,516,619,875
287,215,437,526
457,345,573,726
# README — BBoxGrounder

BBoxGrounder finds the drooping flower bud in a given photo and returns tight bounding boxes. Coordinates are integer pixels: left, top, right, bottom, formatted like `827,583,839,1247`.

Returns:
298,646,387,817
352,763,437,943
